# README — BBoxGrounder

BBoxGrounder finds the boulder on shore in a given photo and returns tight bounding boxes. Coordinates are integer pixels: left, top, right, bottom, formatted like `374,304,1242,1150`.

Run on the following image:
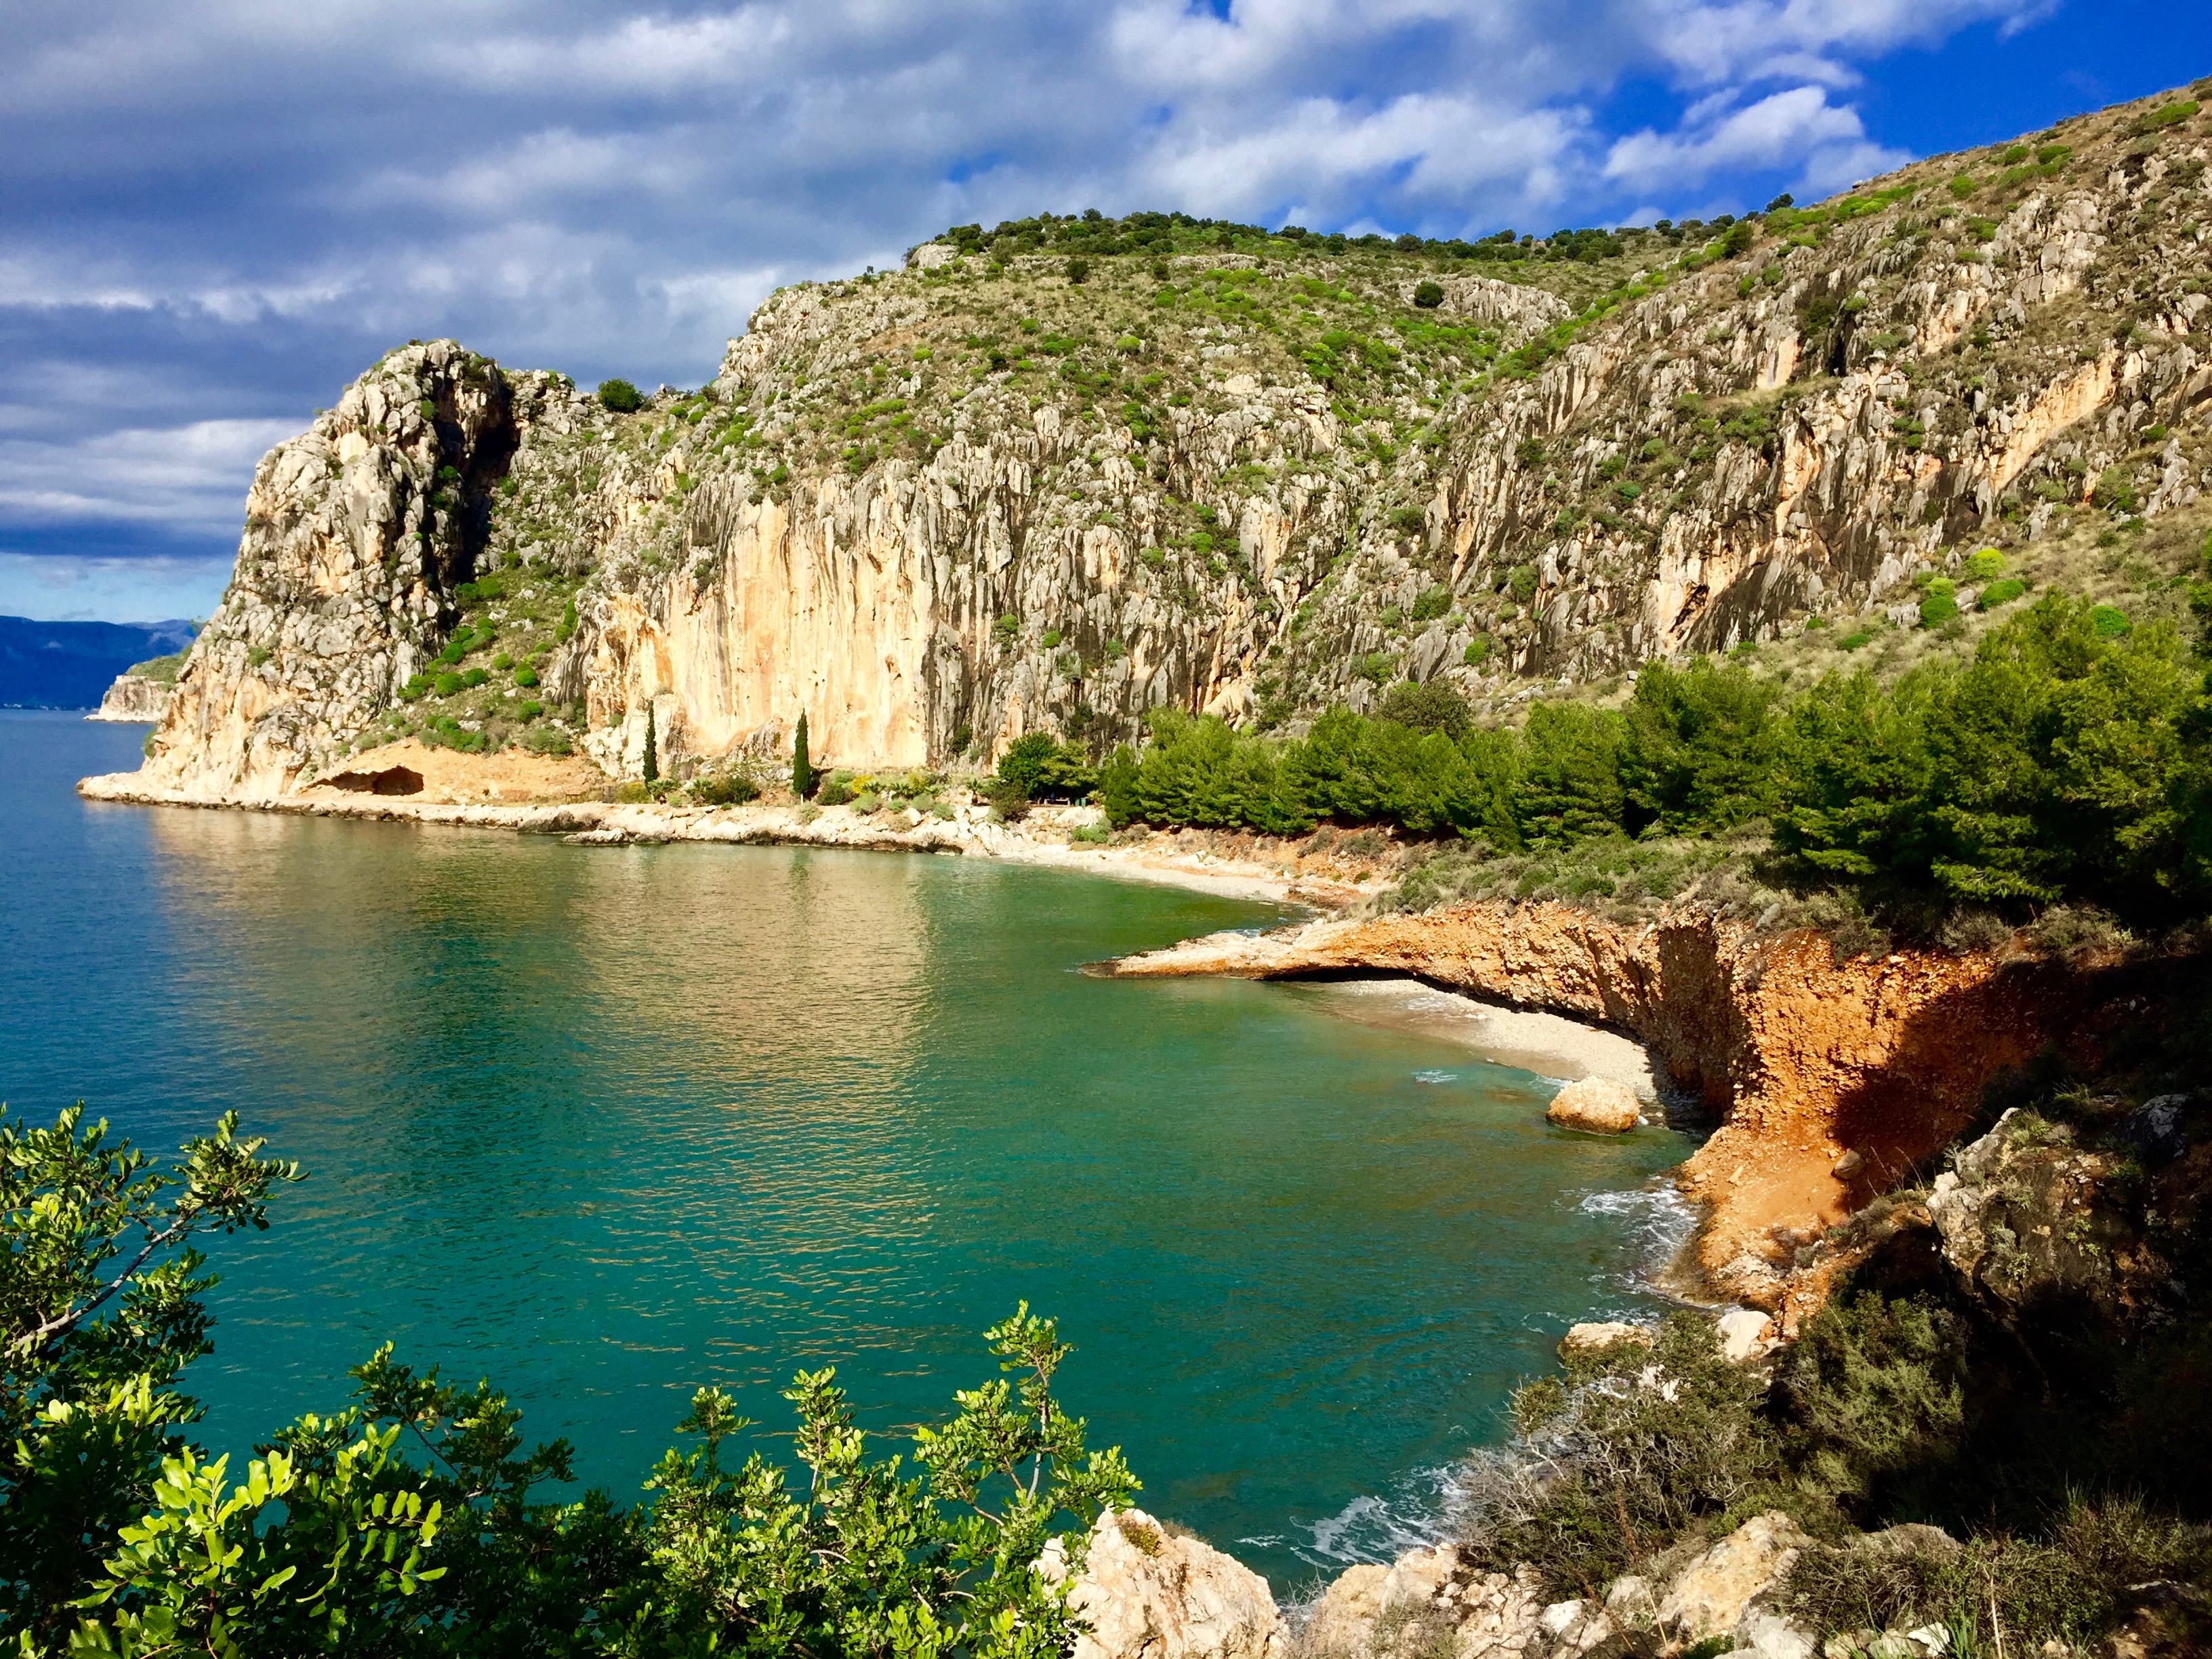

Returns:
1043,1507,1285,1659
1546,1076,1641,1134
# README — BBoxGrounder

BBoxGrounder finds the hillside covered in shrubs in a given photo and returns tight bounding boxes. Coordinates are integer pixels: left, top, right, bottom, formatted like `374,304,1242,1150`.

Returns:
991,579,2212,935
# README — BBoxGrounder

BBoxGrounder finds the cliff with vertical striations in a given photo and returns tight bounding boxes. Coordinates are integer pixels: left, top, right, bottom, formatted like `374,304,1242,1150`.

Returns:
99,78,2212,800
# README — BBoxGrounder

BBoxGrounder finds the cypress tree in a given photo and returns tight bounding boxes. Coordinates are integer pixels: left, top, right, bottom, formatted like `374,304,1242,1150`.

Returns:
792,711,813,798
642,703,659,783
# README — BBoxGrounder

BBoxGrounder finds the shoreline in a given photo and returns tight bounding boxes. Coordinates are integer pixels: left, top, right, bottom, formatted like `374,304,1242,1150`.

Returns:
1284,977,1662,1103
75,769,1364,909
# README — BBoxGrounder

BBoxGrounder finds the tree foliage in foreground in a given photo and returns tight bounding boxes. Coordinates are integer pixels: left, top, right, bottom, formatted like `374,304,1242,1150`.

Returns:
0,1106,1133,1657
1092,594,2212,924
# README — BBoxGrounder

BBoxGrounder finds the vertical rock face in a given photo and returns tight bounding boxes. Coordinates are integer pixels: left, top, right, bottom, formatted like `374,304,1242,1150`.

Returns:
142,342,558,796
124,83,2212,795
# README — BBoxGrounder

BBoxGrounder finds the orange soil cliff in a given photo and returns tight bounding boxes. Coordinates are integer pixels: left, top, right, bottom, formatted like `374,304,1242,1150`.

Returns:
1108,903,2102,1320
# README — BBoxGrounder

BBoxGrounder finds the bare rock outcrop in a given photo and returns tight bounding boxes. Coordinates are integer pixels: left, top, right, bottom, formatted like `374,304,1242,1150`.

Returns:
138,341,563,797
1647,1512,1813,1648
1301,1542,1616,1659
87,672,174,722
1046,1508,1286,1659
1927,1095,2209,1345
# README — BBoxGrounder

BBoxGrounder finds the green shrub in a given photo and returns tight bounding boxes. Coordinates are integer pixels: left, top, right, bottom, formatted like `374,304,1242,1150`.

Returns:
996,732,1097,801
493,651,513,670
1949,171,1979,199
246,645,272,668
433,672,464,697
525,724,571,756
1963,548,2005,581
462,667,488,688
815,773,855,806
597,378,644,413
516,700,543,720
1064,257,1090,284
1412,586,1452,622
1463,1313,1786,1592
1507,565,1539,604
1978,577,2028,610
2092,466,2139,514
689,771,760,806
1784,1497,2209,1650
1372,679,1463,737
2090,604,2131,637
1465,634,1492,665
1919,592,1959,628
2131,100,2200,136
514,665,539,688
1412,281,1444,308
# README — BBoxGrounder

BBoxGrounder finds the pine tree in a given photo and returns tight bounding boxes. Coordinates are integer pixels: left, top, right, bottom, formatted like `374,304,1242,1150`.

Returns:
792,711,813,798
642,703,659,783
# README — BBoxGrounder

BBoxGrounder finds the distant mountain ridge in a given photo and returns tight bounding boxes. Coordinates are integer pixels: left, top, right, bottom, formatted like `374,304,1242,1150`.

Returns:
0,617,196,710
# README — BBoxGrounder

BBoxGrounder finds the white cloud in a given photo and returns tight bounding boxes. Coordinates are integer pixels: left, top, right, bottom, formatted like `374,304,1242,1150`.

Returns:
0,417,295,533
1603,85,1909,195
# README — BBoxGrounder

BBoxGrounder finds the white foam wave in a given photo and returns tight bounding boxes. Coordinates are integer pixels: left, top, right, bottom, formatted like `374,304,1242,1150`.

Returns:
1292,1462,1473,1573
1578,1183,1699,1294
1412,1069,1457,1084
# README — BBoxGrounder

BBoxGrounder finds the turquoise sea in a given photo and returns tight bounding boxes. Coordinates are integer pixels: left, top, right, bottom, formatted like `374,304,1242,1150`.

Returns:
1,710,1692,1584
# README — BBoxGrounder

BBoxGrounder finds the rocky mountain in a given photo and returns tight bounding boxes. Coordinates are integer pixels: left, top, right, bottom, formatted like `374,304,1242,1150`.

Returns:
136,79,2212,798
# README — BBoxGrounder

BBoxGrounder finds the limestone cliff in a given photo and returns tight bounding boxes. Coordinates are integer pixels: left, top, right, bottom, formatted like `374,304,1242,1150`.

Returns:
87,672,174,723
121,79,2212,798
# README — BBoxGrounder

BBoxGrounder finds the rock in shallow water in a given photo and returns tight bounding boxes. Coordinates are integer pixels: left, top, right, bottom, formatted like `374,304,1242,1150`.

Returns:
1546,1077,1641,1134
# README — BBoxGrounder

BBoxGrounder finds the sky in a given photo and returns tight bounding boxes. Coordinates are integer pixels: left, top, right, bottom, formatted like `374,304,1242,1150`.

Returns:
2,0,2207,622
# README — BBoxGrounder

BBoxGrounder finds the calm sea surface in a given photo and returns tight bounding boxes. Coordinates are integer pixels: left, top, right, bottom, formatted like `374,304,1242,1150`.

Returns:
1,710,1690,1582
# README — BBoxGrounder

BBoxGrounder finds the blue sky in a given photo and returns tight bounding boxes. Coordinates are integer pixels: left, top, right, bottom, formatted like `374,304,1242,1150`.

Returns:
1,0,2206,621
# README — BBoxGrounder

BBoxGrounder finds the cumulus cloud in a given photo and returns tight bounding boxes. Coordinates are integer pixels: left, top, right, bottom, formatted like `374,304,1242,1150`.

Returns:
1603,85,1910,195
0,0,2066,617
